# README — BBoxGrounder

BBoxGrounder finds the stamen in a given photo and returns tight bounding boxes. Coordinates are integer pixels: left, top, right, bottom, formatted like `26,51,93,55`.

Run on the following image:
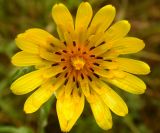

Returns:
76,81,79,88
90,55,95,57
50,42,54,47
61,58,65,61
73,76,75,82
52,63,59,66
71,89,74,95
89,46,95,50
64,41,67,46
63,66,67,70
98,41,105,46
64,79,68,85
88,76,92,81
55,52,61,55
81,73,84,79
104,59,112,62
96,56,103,59
93,73,100,78
73,41,76,46
93,63,100,66
90,68,94,72
64,73,68,78
55,73,61,78
62,50,67,53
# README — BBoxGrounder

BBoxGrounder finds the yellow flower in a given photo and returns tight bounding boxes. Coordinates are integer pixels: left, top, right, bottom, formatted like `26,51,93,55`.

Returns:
11,2,150,132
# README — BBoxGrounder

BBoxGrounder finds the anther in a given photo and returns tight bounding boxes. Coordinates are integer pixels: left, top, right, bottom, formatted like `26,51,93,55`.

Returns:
93,63,100,66
62,50,67,53
81,73,84,79
55,73,61,78
71,89,74,95
104,59,112,62
61,58,65,61
93,73,100,78
90,55,95,57
89,46,95,50
63,66,67,70
50,42,54,47
88,76,92,81
73,76,75,82
90,68,94,72
76,81,79,88
96,56,103,59
55,52,61,55
98,41,105,46
64,73,68,78
73,41,76,46
64,79,68,85
64,41,67,46
52,63,59,66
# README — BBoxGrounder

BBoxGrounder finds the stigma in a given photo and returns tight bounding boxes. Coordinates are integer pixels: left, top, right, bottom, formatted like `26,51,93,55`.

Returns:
71,56,85,70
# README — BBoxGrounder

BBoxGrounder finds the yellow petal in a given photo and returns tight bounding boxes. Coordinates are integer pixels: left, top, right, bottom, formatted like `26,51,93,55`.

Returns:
52,4,74,34
55,85,65,100
15,36,39,54
35,61,53,69
91,42,110,56
52,74,66,90
49,74,67,99
43,66,64,78
113,58,150,74
63,31,74,47
11,51,43,66
87,91,112,130
57,88,84,132
64,76,74,97
104,20,130,42
56,26,64,40
87,32,103,47
102,49,120,60
88,5,115,35
21,28,64,49
99,61,118,69
104,72,147,94
58,88,75,121
94,67,114,79
39,48,61,62
79,76,91,97
91,80,128,116
11,70,44,95
24,81,54,113
52,75,66,97
75,2,92,34
111,70,126,78
109,37,145,54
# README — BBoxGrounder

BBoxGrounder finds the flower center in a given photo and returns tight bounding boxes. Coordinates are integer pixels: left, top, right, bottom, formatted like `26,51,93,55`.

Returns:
71,56,85,70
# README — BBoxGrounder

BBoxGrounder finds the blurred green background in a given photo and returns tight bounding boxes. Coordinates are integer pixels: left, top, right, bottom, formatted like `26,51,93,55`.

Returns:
0,0,160,133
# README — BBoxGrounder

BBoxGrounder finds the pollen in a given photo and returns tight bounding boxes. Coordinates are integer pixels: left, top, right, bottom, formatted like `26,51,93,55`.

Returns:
71,56,85,70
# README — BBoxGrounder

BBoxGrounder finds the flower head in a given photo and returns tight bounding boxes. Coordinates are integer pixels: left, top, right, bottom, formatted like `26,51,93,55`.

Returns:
11,2,150,132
